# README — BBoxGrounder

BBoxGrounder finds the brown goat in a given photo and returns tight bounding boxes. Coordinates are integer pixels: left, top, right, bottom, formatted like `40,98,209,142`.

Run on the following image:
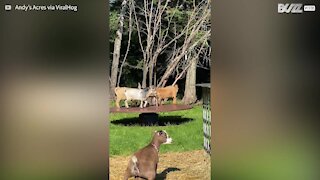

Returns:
156,85,178,106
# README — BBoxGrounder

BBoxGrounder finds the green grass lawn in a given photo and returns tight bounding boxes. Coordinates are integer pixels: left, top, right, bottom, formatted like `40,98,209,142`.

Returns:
109,104,204,157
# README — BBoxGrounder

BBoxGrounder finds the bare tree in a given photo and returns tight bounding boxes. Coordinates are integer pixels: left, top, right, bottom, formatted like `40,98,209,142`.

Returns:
182,53,197,104
131,0,194,87
157,0,211,87
111,0,129,97
117,0,134,87
182,10,211,104
182,41,209,104
129,0,211,88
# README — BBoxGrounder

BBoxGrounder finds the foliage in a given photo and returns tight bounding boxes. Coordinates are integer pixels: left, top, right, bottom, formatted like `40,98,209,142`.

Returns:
109,11,119,41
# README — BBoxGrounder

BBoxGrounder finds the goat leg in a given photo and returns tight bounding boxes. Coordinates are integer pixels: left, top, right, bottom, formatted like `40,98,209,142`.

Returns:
125,100,129,108
143,100,148,108
173,97,177,104
123,170,131,180
116,98,121,108
155,98,158,107
158,98,162,106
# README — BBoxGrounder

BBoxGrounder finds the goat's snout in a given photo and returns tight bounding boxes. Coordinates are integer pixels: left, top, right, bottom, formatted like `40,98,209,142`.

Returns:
164,137,172,144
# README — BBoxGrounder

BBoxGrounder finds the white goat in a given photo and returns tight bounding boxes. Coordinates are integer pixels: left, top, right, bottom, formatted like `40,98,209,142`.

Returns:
124,86,157,108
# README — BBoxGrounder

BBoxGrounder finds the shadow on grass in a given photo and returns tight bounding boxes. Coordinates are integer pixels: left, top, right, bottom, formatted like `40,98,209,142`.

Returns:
111,116,193,126
156,167,181,179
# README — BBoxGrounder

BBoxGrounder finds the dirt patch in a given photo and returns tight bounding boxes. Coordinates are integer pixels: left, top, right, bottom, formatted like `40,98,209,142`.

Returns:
110,150,211,180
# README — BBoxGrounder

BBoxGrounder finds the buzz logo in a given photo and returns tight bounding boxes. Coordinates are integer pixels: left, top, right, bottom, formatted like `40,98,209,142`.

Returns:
278,3,303,13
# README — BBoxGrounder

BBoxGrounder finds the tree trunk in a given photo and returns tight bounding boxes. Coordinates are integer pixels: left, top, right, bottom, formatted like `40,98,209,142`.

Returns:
142,64,148,88
149,66,153,87
110,0,128,98
182,57,197,104
154,66,157,87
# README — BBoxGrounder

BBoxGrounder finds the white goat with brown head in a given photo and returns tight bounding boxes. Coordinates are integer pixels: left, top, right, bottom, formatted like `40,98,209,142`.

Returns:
123,86,157,108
